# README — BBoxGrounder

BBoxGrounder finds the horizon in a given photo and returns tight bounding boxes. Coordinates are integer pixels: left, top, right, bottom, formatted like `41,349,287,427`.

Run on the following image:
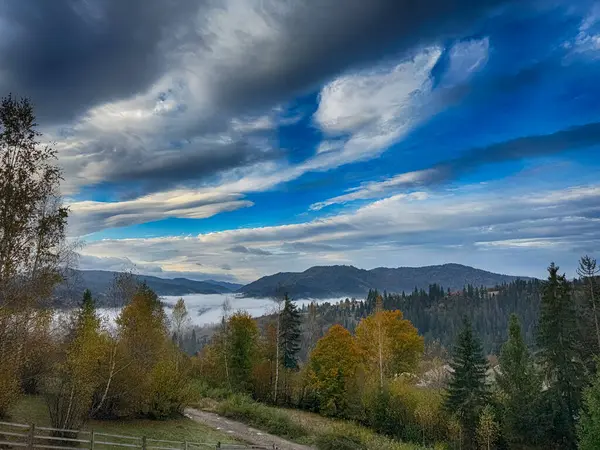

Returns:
74,261,540,285
2,1,599,283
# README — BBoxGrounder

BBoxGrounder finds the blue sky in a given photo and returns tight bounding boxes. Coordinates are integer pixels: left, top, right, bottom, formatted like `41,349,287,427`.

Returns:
2,0,600,282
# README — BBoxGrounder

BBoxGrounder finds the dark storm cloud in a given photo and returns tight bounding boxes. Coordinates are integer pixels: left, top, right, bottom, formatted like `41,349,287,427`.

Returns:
1,0,517,124
0,0,201,123
206,0,518,116
94,138,280,191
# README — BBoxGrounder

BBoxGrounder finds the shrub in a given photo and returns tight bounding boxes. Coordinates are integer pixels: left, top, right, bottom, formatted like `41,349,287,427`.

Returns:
316,432,366,450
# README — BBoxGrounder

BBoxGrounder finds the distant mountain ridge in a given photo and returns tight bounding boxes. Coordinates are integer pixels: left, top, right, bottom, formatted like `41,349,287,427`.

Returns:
55,269,242,306
238,263,533,299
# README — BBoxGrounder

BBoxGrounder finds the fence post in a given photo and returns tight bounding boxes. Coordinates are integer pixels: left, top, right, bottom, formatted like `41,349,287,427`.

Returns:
90,430,95,450
142,436,147,450
28,423,35,450
184,440,188,450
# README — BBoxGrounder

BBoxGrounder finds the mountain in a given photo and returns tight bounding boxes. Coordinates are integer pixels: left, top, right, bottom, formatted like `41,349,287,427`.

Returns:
55,269,238,306
238,263,532,299
202,279,244,291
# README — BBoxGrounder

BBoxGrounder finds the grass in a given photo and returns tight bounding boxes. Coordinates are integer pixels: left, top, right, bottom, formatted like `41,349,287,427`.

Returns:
204,394,428,450
8,396,239,445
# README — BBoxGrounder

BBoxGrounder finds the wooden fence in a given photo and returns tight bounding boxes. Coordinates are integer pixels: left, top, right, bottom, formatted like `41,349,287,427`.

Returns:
0,421,271,450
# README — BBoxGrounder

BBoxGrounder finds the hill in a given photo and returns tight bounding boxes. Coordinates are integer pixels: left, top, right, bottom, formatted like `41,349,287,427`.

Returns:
238,263,532,299
55,269,239,306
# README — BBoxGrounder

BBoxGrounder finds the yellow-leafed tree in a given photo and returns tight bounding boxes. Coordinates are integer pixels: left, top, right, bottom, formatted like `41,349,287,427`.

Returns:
307,325,362,417
355,309,424,387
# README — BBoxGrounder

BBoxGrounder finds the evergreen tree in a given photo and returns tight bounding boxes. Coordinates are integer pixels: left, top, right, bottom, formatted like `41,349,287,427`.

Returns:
537,263,584,449
280,295,302,370
445,318,489,449
578,368,600,450
496,314,544,446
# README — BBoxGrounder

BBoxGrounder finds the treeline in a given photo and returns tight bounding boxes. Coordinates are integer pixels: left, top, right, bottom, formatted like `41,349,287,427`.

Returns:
309,278,541,354
194,257,600,449
0,96,190,428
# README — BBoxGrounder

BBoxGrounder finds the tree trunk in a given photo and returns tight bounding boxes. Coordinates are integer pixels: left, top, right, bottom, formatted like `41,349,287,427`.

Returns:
274,306,281,404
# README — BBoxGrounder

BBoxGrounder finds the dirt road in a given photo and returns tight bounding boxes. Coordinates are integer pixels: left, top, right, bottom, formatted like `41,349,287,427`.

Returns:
184,408,315,450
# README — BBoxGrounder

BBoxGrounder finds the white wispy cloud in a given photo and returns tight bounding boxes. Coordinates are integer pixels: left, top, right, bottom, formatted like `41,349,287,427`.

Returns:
79,184,600,281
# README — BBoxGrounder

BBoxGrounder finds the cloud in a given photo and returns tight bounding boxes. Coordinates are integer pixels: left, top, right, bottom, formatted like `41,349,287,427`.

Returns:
227,245,272,256
68,190,253,235
312,122,600,209
80,183,600,281
440,37,490,86
2,0,514,199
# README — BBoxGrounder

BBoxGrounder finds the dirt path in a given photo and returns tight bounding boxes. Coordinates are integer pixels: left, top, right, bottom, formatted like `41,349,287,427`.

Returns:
184,408,315,450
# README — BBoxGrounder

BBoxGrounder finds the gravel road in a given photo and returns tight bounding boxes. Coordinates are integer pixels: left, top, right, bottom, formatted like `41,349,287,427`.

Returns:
184,408,315,450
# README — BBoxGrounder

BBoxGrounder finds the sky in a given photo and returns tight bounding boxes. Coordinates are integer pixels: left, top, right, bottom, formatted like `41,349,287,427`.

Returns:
1,0,600,283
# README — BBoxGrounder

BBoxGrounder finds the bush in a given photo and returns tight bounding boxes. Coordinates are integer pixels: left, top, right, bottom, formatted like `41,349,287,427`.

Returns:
316,432,366,450
0,366,20,418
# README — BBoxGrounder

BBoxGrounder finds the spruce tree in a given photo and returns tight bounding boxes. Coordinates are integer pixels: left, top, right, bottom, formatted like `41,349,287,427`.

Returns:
280,295,301,370
537,263,584,449
445,318,489,449
496,314,543,446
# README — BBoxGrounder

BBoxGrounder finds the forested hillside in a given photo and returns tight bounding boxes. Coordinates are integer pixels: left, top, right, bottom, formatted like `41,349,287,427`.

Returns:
304,279,541,354
239,263,530,298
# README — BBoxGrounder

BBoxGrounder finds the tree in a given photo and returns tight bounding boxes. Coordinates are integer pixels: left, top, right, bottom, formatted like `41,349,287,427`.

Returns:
280,295,301,370
171,298,190,348
227,311,259,392
495,314,543,446
355,309,423,388
100,284,174,418
537,263,584,449
577,256,600,354
271,291,285,403
307,325,361,417
476,405,498,450
45,290,106,430
90,272,136,417
445,319,489,449
0,94,69,417
578,367,600,450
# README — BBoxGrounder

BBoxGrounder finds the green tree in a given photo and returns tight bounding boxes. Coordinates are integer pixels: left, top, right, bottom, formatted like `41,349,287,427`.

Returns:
307,325,361,417
227,311,259,392
578,367,600,450
495,314,543,446
537,263,584,449
280,295,301,370
45,289,106,430
445,319,489,449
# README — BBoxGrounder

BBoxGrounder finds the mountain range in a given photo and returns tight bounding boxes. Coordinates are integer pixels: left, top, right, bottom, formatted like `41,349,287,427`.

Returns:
237,264,531,298
55,270,242,305
58,264,531,305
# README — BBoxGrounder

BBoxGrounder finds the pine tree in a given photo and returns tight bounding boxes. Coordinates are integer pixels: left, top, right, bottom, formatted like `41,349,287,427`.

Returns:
496,314,543,446
445,318,489,449
537,263,584,449
280,295,301,370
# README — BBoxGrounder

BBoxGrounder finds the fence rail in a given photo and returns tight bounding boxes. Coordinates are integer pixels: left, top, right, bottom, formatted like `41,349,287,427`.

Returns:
0,421,271,450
